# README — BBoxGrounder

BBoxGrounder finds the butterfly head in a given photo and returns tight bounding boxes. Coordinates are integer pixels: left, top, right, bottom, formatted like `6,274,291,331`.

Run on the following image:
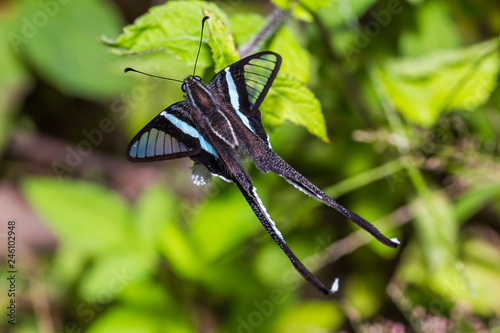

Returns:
181,75,203,93
182,75,213,110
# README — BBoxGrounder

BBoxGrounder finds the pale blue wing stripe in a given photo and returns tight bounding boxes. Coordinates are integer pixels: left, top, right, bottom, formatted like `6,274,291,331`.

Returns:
199,137,217,156
147,128,158,157
164,132,172,154
160,111,219,157
129,141,138,158
138,133,148,158
224,67,255,134
171,136,180,153
156,131,165,155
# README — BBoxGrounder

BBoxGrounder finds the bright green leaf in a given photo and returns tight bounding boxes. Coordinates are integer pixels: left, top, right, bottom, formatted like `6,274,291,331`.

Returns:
262,76,328,141
272,301,343,333
270,27,310,83
203,8,239,71
87,306,192,333
345,275,384,318
23,178,132,254
102,1,226,69
300,0,337,12
118,279,174,310
375,38,500,126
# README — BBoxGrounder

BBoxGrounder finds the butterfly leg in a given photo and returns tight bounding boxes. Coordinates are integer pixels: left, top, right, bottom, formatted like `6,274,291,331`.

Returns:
252,141,399,249
229,168,337,294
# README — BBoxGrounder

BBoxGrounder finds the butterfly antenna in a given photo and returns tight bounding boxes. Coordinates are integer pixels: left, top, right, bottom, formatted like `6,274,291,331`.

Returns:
123,68,183,83
193,16,210,76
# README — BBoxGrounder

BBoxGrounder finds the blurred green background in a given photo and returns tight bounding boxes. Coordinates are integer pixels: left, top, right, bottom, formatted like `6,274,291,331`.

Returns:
1,0,500,332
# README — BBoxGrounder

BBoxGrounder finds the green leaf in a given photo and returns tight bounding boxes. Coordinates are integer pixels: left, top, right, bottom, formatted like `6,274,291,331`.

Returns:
203,8,239,71
270,27,310,83
345,275,384,318
262,76,328,141
272,301,343,333
23,178,132,254
87,306,192,333
375,38,500,126
299,0,337,12
13,0,129,99
102,1,226,69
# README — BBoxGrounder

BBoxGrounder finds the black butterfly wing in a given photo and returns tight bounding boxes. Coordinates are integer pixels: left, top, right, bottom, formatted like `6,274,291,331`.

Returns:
127,101,218,162
208,51,281,142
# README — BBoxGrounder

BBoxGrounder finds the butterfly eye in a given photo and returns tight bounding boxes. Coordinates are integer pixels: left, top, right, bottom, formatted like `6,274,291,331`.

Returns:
194,76,202,82
181,83,187,93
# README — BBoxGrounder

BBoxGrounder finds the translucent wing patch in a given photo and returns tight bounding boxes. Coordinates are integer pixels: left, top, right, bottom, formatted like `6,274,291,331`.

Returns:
128,128,193,160
243,53,280,108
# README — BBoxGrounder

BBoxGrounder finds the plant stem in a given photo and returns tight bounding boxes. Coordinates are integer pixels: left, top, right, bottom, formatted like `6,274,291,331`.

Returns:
239,8,290,58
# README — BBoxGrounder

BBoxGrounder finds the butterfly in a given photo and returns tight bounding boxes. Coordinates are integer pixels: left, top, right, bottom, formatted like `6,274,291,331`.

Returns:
125,17,399,295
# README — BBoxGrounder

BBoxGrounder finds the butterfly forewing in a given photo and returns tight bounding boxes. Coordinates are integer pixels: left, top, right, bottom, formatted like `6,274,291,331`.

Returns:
210,52,281,110
243,54,281,107
207,52,281,142
127,101,218,162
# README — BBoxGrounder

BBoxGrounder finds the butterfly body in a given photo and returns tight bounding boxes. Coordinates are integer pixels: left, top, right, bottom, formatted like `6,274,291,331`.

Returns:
126,51,399,294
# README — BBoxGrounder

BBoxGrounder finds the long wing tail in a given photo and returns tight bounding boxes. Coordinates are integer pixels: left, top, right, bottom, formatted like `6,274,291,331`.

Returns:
252,140,400,249
231,171,337,294
199,139,337,294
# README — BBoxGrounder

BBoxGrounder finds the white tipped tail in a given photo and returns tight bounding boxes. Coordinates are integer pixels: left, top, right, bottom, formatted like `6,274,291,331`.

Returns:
330,278,339,294
390,237,401,245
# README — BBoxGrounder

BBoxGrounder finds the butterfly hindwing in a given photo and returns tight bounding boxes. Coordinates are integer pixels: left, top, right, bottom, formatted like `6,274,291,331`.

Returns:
127,101,219,162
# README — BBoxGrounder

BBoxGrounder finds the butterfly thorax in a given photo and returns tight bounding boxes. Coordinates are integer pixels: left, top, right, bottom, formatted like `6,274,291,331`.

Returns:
183,75,239,148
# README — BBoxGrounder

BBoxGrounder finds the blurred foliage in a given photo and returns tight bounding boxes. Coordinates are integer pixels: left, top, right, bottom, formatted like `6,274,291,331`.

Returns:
1,0,500,332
